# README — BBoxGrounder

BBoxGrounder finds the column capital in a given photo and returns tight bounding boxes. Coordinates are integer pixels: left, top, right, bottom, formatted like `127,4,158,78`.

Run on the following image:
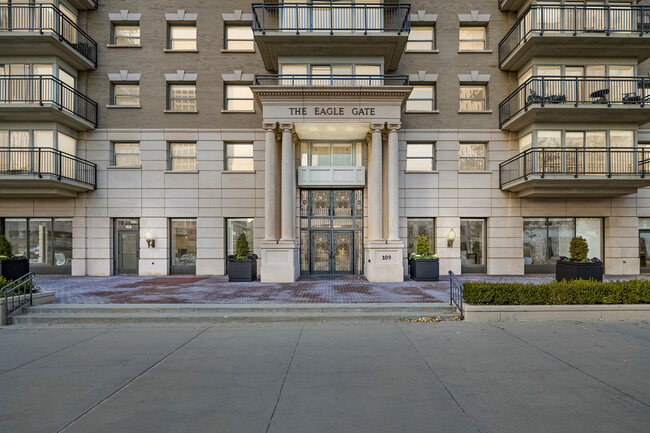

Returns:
387,123,401,133
279,123,294,133
370,123,385,133
263,122,277,132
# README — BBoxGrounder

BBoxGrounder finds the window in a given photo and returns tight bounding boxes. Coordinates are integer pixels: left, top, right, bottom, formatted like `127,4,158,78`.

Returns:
170,219,197,274
169,142,196,171
406,143,436,171
225,143,254,171
524,217,603,268
226,218,254,258
168,24,197,50
112,83,140,106
460,218,486,272
459,143,486,171
299,141,362,167
459,26,486,51
168,84,197,112
113,142,141,166
406,85,435,112
3,217,72,271
225,84,254,111
113,25,140,45
406,26,435,51
459,85,486,111
225,25,254,51
407,218,435,255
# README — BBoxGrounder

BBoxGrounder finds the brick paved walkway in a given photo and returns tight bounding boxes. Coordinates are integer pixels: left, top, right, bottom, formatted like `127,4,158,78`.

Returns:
33,274,648,305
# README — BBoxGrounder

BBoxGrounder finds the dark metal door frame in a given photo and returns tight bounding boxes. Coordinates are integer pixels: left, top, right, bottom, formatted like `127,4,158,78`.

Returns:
114,219,139,275
309,229,355,275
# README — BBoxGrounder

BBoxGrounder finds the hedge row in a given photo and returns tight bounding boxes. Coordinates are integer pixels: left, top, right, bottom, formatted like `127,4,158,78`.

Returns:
462,279,650,305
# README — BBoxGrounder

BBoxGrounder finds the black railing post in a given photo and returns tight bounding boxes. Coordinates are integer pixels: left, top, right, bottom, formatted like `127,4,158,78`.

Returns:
642,148,646,178
575,76,579,107
607,147,612,178
57,150,62,180
523,151,528,180
540,5,544,35
606,4,611,35
37,147,42,178
541,147,546,178
364,3,367,35
329,4,333,35
642,77,646,108
573,5,577,36
295,5,299,34
575,147,579,178
541,77,545,107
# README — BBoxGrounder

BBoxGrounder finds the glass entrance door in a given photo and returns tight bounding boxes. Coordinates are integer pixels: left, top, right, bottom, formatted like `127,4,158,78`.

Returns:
115,218,139,274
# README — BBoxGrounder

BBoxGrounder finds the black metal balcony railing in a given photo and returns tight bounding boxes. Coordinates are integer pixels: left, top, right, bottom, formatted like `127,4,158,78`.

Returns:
0,75,98,127
499,76,650,127
0,147,97,188
0,4,97,67
499,147,650,188
252,2,410,34
499,5,650,67
254,74,410,86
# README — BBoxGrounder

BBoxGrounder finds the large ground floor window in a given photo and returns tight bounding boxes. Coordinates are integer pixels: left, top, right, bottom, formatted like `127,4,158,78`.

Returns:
524,217,603,273
407,218,435,255
170,218,197,274
1,217,72,274
461,218,487,273
226,218,254,272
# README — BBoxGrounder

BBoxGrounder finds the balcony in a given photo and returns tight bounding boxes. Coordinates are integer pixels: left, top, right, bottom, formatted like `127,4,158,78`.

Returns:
0,4,97,69
499,5,650,70
500,147,650,198
499,76,650,131
254,74,409,86
498,0,527,12
252,2,410,71
298,166,365,187
66,0,97,11
0,147,96,198
0,75,98,130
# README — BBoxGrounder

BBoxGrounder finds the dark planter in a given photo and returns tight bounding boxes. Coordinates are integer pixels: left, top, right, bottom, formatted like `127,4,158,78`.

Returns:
0,258,30,281
409,258,440,281
227,257,258,282
556,260,603,282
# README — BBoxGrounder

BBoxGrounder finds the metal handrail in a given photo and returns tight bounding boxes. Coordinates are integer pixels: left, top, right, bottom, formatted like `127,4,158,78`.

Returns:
499,76,649,128
254,74,410,86
449,271,464,320
0,147,97,188
0,75,98,127
252,2,411,34
499,4,650,67
499,147,650,188
0,3,97,67
2,273,37,324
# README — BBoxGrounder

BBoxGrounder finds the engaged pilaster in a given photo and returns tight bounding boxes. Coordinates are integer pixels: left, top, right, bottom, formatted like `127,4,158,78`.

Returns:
280,123,295,242
387,123,400,241
263,122,277,241
369,123,384,242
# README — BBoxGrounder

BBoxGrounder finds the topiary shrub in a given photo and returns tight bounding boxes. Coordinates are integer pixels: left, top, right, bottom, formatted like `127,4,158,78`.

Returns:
416,235,430,256
0,234,13,259
569,236,589,261
235,232,250,258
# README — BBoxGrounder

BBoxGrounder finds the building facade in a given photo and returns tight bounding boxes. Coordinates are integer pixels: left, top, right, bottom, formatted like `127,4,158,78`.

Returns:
0,0,649,281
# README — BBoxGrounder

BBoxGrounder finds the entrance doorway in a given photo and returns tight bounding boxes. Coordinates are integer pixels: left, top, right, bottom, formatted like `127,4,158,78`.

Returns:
300,189,363,275
114,218,139,275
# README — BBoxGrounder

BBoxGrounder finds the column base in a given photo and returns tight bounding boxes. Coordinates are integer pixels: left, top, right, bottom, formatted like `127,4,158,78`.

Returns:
260,240,300,282
365,240,404,282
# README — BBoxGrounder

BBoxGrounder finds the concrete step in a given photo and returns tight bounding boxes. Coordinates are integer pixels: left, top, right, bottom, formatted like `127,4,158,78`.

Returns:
13,303,458,325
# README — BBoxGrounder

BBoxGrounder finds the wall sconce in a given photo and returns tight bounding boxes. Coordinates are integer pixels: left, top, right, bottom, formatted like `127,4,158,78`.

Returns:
144,231,155,248
447,228,456,248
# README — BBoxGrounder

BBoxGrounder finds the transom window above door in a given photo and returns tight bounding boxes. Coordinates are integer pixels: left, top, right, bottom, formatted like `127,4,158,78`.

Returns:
300,141,363,167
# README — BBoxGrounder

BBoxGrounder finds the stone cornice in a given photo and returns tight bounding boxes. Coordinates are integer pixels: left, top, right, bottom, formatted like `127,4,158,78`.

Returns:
250,86,413,99
222,10,253,22
165,10,198,22
108,10,141,22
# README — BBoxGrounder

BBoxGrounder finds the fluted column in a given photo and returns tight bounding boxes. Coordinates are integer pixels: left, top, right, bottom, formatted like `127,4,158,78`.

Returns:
263,122,277,241
369,123,384,241
387,123,400,241
280,123,295,241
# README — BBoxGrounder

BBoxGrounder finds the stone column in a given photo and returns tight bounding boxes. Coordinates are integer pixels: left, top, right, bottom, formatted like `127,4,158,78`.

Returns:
263,122,277,241
280,123,294,241
387,123,400,241
369,123,384,241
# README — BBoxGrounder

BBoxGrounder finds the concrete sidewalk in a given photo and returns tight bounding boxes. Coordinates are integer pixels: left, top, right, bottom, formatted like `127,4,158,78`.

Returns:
1,321,648,433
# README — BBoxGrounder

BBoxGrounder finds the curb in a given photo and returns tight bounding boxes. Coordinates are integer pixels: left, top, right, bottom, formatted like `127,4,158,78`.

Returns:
463,303,650,322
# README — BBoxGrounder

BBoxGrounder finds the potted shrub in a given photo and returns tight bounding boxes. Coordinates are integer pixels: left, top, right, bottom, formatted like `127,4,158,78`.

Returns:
0,235,29,281
227,233,258,282
408,235,439,281
556,236,603,282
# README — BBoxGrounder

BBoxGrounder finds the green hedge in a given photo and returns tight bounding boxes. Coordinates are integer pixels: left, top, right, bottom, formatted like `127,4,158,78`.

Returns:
463,279,650,305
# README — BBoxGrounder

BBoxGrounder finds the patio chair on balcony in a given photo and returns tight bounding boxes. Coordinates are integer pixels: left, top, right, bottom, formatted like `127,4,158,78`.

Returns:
527,90,544,105
590,89,609,104
546,94,566,104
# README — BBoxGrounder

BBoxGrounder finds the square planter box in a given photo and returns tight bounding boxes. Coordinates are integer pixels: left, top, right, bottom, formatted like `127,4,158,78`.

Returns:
227,258,258,282
409,258,439,281
0,258,30,282
556,260,603,282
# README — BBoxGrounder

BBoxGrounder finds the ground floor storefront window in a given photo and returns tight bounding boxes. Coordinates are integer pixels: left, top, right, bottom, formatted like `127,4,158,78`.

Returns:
639,218,650,273
226,218,254,272
407,218,435,255
461,218,486,273
1,217,72,274
170,218,197,274
524,217,603,273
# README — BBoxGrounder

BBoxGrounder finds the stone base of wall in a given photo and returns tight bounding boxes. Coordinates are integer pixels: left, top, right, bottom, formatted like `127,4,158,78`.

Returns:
463,303,650,322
